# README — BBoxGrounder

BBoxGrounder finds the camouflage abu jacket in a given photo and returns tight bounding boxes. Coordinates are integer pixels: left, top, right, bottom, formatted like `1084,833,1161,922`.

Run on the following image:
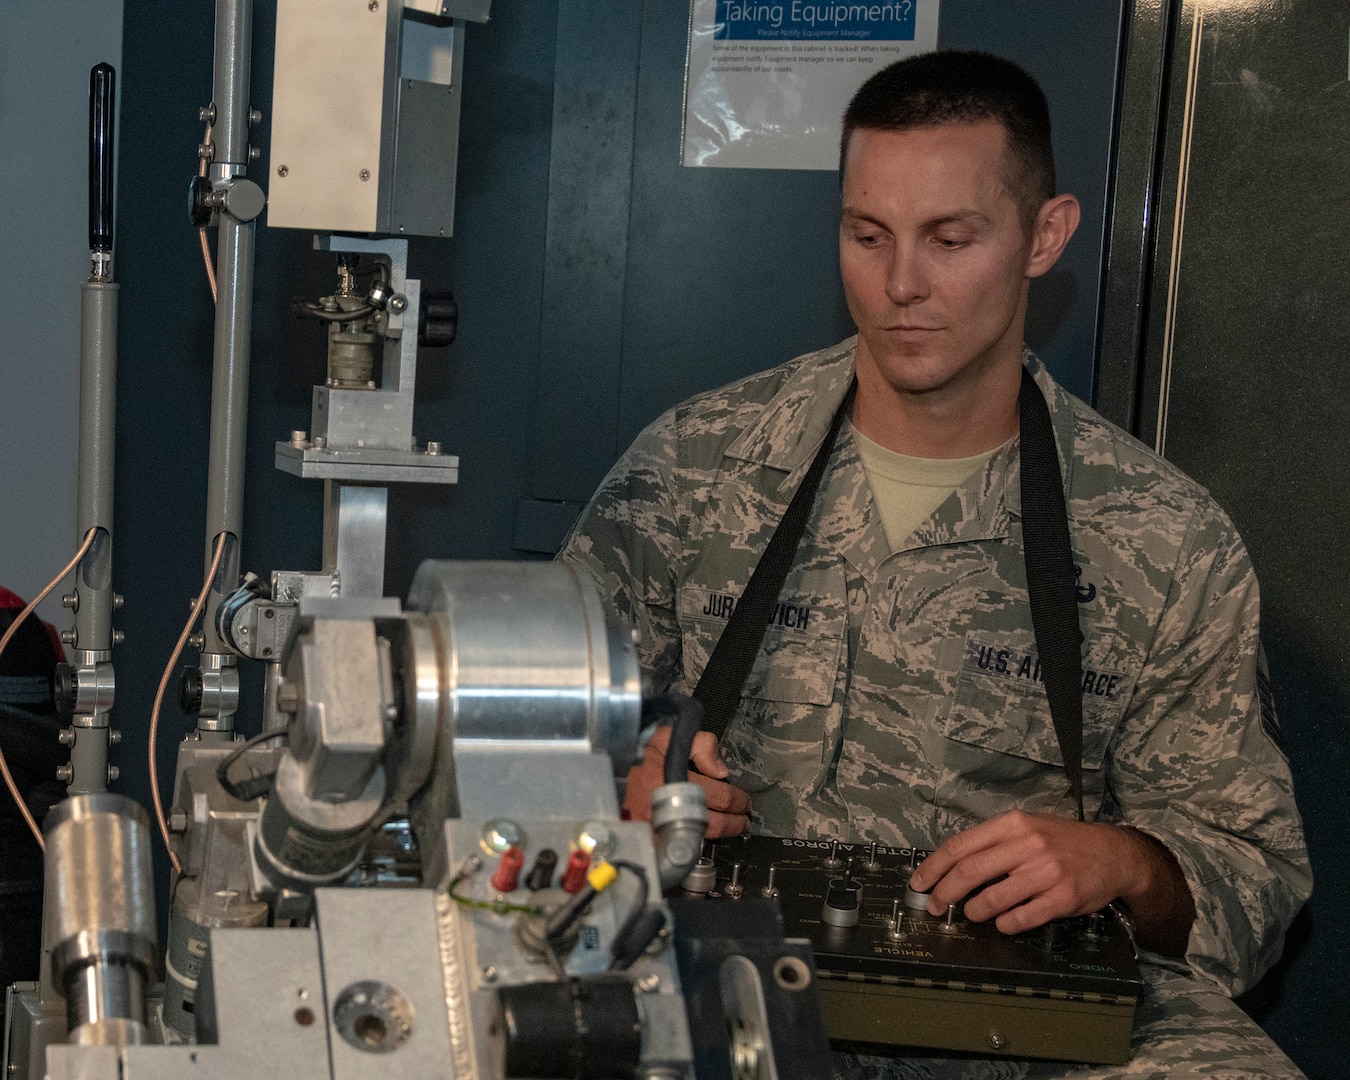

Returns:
560,338,1311,996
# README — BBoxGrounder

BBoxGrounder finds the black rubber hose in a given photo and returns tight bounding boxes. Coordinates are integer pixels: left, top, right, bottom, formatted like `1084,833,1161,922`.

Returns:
639,693,704,787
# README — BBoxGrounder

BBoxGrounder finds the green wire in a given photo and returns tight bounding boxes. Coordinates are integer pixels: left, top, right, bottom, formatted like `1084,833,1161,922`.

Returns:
447,874,543,916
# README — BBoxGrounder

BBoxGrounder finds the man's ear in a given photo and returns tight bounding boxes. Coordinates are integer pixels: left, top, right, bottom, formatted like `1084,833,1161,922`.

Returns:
1026,194,1081,279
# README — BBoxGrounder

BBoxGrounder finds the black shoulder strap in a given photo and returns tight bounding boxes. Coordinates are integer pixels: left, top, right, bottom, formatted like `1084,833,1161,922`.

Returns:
694,367,1086,821
1018,367,1086,821
692,382,855,742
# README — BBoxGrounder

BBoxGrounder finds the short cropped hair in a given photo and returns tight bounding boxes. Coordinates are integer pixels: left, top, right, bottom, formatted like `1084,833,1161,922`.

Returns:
841,50,1056,229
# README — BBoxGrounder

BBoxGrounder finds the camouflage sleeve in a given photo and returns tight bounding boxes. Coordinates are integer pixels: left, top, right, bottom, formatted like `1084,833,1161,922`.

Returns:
558,411,685,693
1106,503,1312,996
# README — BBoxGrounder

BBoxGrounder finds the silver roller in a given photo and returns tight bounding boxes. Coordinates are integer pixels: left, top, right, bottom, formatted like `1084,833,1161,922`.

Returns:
43,793,158,1046
407,560,642,775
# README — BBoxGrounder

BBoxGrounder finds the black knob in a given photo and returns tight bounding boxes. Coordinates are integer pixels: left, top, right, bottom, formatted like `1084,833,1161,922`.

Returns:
188,175,214,228
53,663,79,718
88,63,116,254
418,288,457,347
525,848,559,891
179,666,204,715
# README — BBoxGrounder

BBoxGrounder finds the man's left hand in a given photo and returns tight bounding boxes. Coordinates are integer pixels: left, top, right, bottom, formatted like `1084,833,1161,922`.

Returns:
908,810,1195,955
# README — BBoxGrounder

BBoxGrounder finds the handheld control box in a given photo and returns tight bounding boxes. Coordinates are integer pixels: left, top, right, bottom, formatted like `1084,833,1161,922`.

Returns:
689,835,1143,1065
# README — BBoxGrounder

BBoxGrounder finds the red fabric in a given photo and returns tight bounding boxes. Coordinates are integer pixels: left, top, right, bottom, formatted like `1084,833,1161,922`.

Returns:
0,587,67,663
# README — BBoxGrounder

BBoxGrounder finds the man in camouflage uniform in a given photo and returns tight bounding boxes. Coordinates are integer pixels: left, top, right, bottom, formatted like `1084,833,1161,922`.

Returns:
561,52,1311,1078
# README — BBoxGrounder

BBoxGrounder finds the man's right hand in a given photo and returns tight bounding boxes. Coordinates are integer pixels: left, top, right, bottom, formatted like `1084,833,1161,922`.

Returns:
623,725,751,838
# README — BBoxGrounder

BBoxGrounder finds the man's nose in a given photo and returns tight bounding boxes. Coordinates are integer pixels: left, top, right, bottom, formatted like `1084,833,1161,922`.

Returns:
885,244,928,304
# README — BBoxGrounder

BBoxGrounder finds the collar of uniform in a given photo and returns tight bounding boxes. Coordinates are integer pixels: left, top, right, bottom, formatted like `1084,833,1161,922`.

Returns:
717,341,1077,548
722,337,858,482
906,350,1076,547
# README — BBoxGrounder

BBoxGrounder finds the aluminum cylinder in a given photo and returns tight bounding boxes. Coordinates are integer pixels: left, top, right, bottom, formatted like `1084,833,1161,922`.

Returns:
405,561,642,775
43,794,158,1045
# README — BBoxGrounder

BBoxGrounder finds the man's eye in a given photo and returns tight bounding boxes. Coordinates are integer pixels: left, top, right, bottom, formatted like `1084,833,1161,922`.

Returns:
934,236,968,249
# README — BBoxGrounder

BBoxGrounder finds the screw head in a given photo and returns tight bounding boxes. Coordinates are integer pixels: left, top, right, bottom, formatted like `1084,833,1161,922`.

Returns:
388,294,407,313
58,728,75,746
188,632,204,649
359,169,371,181
481,966,497,983
112,629,125,646
277,164,289,177
636,973,661,993
988,1031,1006,1051
55,765,73,783
61,592,78,610
107,765,120,783
60,629,77,646
368,0,379,9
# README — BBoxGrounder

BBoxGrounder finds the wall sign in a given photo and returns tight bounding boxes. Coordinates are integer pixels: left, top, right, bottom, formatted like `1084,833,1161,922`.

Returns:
683,0,941,169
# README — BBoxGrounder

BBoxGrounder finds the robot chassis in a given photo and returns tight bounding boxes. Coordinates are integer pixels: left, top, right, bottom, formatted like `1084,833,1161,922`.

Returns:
8,560,828,1080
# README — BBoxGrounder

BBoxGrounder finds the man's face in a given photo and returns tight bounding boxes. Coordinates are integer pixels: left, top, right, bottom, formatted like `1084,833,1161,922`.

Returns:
839,122,1040,404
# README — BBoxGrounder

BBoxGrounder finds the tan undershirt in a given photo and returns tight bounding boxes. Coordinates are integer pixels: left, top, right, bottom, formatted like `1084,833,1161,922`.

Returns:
851,422,1001,551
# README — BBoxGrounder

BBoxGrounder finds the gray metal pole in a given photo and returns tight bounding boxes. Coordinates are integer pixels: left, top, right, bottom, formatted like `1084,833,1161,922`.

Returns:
66,278,119,794
203,214,252,594
64,61,121,795
74,281,118,653
196,0,256,737
211,0,252,179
